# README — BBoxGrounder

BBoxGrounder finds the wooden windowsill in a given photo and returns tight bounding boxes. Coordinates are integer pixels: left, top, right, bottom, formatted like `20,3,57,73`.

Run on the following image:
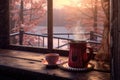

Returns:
0,49,110,80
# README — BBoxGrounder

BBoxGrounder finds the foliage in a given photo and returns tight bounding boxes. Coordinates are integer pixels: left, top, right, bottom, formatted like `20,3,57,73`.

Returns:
9,0,47,45
95,0,110,63
10,0,47,33
63,0,105,34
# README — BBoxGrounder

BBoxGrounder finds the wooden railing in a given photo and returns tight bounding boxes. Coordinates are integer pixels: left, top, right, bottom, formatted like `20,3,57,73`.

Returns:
10,29,102,50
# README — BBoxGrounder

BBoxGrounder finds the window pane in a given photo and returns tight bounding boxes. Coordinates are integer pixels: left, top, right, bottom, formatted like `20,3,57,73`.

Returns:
53,0,105,51
9,0,48,48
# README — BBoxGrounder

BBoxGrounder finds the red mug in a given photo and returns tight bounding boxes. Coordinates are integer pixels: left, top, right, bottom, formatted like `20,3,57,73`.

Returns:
68,41,93,68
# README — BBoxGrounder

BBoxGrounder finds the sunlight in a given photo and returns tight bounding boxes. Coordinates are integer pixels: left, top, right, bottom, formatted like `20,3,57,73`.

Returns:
53,0,80,9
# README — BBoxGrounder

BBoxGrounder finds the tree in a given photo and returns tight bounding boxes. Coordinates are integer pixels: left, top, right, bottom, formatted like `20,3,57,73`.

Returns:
64,0,110,63
63,0,105,35
10,0,47,45
95,0,110,63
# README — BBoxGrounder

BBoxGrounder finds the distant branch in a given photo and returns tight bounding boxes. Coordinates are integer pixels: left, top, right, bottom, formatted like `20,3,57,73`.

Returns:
77,8,94,18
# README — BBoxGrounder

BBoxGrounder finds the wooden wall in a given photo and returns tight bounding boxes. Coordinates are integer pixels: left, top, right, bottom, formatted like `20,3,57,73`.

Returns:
111,0,120,80
0,0,9,48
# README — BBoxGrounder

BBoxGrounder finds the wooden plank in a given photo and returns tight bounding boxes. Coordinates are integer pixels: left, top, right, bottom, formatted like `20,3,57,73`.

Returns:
0,49,110,80
111,0,120,80
118,0,120,31
47,0,53,50
0,0,9,48
111,32,120,80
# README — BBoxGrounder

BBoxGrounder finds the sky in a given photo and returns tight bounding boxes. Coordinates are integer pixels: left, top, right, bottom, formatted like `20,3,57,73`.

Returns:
53,0,71,9
53,0,80,9
24,0,81,9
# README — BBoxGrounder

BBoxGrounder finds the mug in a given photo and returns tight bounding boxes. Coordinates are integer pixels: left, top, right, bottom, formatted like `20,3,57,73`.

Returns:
68,41,93,68
45,53,59,65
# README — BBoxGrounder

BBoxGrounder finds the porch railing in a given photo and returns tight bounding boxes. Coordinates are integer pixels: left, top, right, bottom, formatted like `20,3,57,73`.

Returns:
10,29,102,51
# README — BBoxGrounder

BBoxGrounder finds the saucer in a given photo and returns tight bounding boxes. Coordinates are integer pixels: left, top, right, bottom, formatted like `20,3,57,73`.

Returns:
59,62,94,72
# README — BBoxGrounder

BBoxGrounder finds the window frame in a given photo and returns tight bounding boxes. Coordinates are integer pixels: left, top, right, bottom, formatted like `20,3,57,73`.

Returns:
2,0,120,80
2,0,68,56
0,0,111,57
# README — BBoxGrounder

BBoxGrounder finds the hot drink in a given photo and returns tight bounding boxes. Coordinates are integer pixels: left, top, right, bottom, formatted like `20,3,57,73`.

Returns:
68,41,93,68
45,53,59,65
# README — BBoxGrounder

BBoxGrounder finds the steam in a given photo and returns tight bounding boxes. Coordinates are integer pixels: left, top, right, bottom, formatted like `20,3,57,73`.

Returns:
72,21,86,41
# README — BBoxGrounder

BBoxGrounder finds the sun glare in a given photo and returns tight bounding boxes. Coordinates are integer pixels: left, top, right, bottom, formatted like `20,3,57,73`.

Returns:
53,0,70,9
53,0,80,9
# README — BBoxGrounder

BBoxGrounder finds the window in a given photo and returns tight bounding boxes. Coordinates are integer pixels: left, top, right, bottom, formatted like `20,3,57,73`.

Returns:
53,0,106,52
9,0,48,48
0,0,115,79
9,0,109,55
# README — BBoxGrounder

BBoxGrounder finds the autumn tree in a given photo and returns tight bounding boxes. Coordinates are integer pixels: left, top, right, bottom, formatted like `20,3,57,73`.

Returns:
64,0,110,63
63,0,105,35
95,0,110,63
10,0,47,45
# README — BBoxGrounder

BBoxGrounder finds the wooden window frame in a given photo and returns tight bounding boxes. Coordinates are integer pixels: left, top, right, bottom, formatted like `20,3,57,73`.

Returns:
1,0,120,80
0,0,68,56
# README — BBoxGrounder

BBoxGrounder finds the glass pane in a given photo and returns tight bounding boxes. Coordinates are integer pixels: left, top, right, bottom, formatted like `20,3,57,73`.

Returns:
9,0,48,48
53,0,106,51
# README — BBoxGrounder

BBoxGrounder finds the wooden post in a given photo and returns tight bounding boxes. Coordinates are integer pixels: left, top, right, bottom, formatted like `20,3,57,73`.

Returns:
90,31,97,41
19,28,24,45
47,0,53,50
